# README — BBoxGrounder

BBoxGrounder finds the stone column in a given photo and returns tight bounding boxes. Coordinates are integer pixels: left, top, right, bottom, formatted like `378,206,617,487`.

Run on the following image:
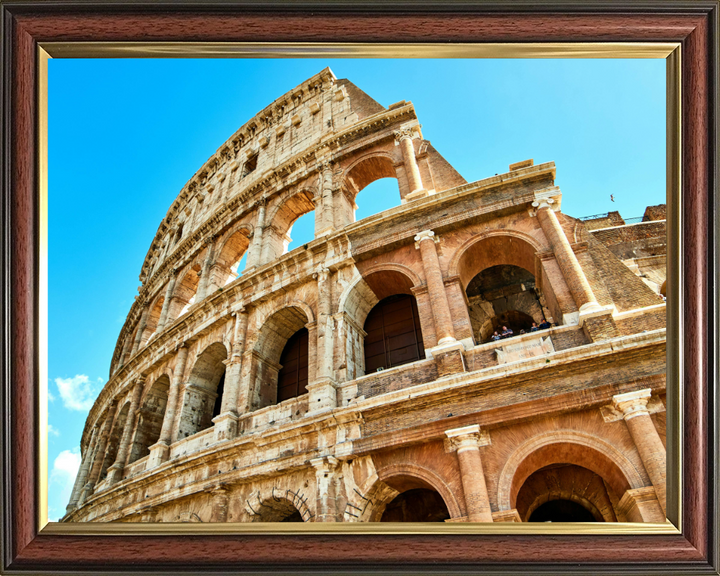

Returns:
213,308,249,441
77,400,118,506
395,128,424,197
246,198,266,269
445,425,493,522
119,336,133,365
414,230,456,345
131,308,150,356
195,237,216,302
156,270,178,332
533,198,599,314
613,389,667,515
317,161,335,236
66,427,98,512
307,268,336,415
311,456,341,522
148,343,189,468
106,378,145,485
208,485,230,523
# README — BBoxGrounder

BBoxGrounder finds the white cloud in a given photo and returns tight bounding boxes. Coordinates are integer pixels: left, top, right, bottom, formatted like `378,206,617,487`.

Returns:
54,374,103,412
48,390,55,402
49,448,81,519
48,424,60,437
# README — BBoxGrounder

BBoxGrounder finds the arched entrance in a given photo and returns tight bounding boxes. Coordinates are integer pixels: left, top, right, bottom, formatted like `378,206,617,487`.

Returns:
379,488,450,522
127,375,169,464
364,294,424,373
517,464,615,522
176,342,227,439
251,305,312,411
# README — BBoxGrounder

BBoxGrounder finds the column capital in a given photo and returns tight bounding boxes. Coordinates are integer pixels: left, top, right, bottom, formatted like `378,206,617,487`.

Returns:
414,229,437,248
445,424,491,452
393,127,416,144
313,266,331,282
310,456,340,475
613,388,652,420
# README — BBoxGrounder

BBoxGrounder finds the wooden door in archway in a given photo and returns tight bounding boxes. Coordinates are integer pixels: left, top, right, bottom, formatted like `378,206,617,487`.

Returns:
364,294,424,373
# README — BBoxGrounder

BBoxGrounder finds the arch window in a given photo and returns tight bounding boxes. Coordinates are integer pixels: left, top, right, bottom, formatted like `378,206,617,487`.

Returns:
127,375,169,464
466,264,546,342
176,343,227,439
99,403,129,481
364,294,424,373
517,463,614,522
379,488,450,522
250,306,311,411
277,328,309,402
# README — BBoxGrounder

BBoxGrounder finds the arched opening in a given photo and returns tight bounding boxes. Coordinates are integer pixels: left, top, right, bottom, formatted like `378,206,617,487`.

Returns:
344,155,400,224
251,306,311,411
264,191,316,261
210,228,252,292
354,177,400,221
529,499,597,522
140,294,165,344
517,463,613,522
170,265,201,320
364,294,424,373
379,488,450,522
277,327,309,402
176,342,227,439
127,375,169,465
466,264,546,342
172,224,184,247
99,403,130,481
251,497,305,522
285,210,315,253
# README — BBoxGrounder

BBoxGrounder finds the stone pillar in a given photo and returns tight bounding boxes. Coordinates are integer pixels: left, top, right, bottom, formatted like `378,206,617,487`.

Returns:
213,308,249,441
106,377,145,485
613,389,667,515
395,128,425,198
246,198,266,269
195,237,216,302
156,270,178,332
533,198,599,314
66,427,98,512
148,343,189,468
119,335,133,365
317,161,335,236
131,308,150,356
445,425,493,522
307,268,336,415
414,230,456,345
311,456,341,522
208,485,230,523
77,401,117,506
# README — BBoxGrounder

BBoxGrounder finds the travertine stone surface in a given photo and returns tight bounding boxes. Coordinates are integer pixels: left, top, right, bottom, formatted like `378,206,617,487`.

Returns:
65,69,667,525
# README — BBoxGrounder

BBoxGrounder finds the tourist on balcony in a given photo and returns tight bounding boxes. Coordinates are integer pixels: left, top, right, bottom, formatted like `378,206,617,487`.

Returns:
539,320,551,330
501,326,514,338
530,322,539,332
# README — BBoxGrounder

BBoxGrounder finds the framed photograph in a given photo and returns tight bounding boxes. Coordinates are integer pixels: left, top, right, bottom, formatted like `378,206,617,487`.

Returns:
2,2,717,574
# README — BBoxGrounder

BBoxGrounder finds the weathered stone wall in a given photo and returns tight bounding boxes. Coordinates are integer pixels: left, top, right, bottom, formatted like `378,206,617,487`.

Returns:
67,71,667,526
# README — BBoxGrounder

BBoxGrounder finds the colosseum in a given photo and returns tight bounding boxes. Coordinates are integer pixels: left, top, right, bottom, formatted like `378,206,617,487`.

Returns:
63,68,668,524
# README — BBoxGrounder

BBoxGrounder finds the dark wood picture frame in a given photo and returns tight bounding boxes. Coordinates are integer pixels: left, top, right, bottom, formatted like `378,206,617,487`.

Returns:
1,1,717,573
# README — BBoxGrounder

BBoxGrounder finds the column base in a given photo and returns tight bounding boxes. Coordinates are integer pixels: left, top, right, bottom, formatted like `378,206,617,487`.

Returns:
105,463,125,485
212,412,239,442
306,378,338,415
618,487,666,523
492,509,522,522
425,340,466,377
402,188,430,202
147,441,171,469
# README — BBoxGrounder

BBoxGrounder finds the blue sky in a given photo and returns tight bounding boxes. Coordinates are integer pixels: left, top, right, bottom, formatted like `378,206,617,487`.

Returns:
47,58,665,521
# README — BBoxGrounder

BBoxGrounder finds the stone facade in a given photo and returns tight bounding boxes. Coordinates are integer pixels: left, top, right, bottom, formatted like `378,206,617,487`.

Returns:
64,68,667,524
